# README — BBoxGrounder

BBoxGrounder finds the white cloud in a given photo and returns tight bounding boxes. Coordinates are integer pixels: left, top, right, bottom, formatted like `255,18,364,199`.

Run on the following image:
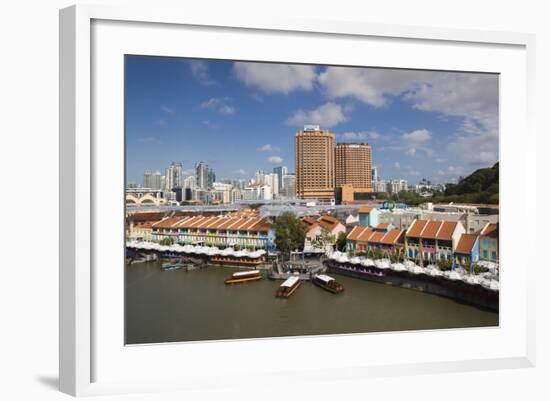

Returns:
401,129,432,143
340,130,381,141
318,67,498,167
318,67,428,107
257,144,280,152
161,105,174,114
267,156,284,164
287,102,348,128
397,129,433,157
200,98,236,115
233,169,247,175
394,162,401,169
234,62,316,94
190,61,215,85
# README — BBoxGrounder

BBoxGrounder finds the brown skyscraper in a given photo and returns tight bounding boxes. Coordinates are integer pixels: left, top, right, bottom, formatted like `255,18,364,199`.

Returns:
295,125,335,200
335,143,373,190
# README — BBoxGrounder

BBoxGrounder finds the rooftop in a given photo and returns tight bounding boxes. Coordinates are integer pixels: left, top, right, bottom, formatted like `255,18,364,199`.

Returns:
455,234,478,254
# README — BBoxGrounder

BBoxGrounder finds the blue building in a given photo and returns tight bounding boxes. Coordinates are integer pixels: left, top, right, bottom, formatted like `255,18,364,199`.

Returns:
358,207,380,227
453,233,480,271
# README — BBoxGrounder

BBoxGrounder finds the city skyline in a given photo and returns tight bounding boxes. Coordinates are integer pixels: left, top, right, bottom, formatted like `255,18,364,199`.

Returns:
125,56,498,185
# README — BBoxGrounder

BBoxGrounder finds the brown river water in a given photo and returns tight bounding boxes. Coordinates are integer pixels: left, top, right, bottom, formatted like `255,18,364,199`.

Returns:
125,261,498,344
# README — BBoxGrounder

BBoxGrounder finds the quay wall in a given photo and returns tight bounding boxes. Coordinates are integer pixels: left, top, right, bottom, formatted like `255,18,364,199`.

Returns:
324,260,499,312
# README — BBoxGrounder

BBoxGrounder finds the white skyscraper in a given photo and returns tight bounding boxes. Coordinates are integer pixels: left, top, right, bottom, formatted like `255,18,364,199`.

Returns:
273,166,288,191
282,174,296,198
164,162,183,191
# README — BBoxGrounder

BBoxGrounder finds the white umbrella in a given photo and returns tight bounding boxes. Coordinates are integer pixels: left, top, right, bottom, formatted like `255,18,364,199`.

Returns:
391,263,406,272
407,264,425,275
447,271,462,281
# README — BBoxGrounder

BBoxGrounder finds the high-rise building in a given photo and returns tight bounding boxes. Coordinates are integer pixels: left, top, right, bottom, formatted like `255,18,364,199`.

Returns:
264,173,279,197
295,125,335,200
183,175,196,189
389,179,408,194
372,165,378,183
335,143,373,191
282,173,296,198
273,166,288,191
143,171,162,190
195,161,209,190
164,162,183,191
207,168,216,189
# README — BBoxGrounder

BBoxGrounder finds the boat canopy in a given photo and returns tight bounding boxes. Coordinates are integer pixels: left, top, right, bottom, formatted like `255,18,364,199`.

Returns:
315,274,334,283
280,276,300,287
232,270,260,277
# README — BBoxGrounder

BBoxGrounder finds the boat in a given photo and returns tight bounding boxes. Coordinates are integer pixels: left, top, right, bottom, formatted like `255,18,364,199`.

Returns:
224,270,262,284
276,276,301,298
210,256,263,266
312,274,344,294
161,262,184,271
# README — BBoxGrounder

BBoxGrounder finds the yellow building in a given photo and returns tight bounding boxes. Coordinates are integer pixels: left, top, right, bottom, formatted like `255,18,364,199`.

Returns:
295,125,335,200
479,222,498,262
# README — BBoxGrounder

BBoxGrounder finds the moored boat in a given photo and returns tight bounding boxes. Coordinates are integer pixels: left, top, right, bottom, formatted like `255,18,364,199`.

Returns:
210,256,263,266
161,262,184,271
312,274,344,294
224,270,262,284
276,276,301,298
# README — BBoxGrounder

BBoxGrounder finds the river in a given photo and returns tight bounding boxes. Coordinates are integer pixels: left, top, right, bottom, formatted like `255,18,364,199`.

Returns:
125,261,498,344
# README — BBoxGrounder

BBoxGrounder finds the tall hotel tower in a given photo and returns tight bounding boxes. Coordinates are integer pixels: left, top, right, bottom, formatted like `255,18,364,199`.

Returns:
335,143,373,190
295,125,335,200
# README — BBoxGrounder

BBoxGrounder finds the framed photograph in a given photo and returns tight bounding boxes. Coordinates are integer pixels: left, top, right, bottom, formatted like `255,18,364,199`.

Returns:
59,4,536,396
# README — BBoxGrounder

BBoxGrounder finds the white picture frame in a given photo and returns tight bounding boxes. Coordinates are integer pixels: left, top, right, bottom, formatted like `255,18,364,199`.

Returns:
59,4,536,397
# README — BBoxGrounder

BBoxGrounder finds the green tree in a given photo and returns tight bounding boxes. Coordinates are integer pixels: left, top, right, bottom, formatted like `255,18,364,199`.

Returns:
336,232,348,252
273,212,307,258
159,237,174,246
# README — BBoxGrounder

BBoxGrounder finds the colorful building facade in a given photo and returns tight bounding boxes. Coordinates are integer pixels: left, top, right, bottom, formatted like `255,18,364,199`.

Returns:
347,224,405,256
479,222,499,262
405,219,465,263
453,233,480,270
357,207,380,227
151,215,274,250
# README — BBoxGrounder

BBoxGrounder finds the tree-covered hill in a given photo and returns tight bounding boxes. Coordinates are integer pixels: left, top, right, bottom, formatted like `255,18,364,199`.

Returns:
443,162,499,204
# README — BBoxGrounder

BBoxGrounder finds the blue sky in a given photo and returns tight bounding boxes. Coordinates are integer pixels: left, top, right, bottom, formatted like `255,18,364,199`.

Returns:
125,56,498,185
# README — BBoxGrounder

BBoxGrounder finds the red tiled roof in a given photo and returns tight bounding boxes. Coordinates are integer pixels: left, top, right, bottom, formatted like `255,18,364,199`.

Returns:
375,223,389,229
317,215,341,232
348,226,371,241
153,215,272,232
152,217,184,229
407,219,457,241
358,207,373,213
357,227,375,242
419,220,442,239
379,229,405,245
407,220,428,237
481,223,498,238
301,216,318,227
128,212,167,223
455,234,478,254
436,221,458,241
368,232,385,243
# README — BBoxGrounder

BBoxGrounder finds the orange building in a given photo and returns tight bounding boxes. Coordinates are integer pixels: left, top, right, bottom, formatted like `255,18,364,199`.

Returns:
295,125,335,200
335,143,373,192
